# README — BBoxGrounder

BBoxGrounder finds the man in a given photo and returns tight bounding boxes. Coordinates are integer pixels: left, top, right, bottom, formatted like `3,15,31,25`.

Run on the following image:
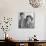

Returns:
19,12,26,28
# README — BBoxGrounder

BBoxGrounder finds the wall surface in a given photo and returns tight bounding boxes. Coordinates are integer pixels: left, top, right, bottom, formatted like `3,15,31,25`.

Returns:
0,0,46,40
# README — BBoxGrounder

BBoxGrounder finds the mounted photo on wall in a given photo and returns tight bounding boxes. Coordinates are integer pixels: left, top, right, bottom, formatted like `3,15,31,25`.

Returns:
18,11,35,29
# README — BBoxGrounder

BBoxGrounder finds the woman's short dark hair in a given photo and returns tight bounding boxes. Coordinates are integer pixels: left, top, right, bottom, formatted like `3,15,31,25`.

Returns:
20,12,24,16
26,15,33,21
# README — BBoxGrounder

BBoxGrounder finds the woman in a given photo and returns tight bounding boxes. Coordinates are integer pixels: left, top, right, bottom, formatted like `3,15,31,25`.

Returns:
25,15,34,28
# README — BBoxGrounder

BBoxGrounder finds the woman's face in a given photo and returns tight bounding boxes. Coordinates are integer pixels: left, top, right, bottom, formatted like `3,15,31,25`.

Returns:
27,17,32,22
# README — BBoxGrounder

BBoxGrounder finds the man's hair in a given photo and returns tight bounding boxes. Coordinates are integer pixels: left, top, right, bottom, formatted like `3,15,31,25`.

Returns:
20,12,24,16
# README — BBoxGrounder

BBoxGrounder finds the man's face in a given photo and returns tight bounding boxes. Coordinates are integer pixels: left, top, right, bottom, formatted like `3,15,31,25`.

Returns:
21,14,24,19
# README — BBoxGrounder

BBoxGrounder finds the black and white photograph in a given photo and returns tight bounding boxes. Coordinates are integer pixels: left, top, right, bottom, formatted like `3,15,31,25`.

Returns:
18,12,35,28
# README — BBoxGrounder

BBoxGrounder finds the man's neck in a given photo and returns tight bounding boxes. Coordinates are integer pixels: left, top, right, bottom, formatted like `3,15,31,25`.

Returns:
21,18,24,20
